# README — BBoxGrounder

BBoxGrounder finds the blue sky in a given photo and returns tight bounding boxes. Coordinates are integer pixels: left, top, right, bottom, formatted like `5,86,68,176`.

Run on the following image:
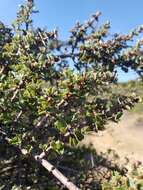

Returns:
0,0,143,81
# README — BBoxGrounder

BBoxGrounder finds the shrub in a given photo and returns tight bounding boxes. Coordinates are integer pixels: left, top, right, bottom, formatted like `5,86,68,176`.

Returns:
0,0,143,189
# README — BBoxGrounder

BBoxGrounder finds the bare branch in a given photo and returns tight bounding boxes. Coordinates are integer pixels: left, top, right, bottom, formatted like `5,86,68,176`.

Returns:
2,132,80,190
35,113,49,128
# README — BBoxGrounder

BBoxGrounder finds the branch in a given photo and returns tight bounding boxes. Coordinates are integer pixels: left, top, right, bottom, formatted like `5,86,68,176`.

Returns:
57,53,79,59
11,80,25,102
1,131,80,190
13,110,23,123
35,113,49,128
36,158,80,190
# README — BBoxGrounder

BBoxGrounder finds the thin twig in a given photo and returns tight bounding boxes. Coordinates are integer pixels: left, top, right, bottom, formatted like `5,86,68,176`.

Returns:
58,165,78,173
57,53,79,59
35,113,49,128
38,31,46,47
11,80,24,102
14,110,23,123
0,66,5,74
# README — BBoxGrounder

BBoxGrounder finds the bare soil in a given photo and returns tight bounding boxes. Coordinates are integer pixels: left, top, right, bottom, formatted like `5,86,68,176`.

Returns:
81,112,143,162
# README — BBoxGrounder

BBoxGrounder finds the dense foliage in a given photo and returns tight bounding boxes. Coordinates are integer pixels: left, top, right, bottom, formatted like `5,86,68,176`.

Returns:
0,0,143,189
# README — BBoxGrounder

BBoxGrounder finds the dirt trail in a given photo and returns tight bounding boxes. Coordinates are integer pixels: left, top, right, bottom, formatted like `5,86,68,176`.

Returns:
81,112,143,162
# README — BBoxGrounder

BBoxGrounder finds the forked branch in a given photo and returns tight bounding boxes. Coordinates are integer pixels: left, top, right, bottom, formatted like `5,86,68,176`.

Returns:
1,130,80,190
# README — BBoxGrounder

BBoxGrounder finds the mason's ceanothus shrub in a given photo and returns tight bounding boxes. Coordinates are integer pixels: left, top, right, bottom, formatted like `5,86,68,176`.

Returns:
0,0,143,188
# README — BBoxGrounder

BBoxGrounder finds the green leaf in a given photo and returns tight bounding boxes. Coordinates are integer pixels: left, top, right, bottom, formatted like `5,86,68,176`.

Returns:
51,140,64,154
115,112,123,121
54,119,67,134
10,135,21,145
